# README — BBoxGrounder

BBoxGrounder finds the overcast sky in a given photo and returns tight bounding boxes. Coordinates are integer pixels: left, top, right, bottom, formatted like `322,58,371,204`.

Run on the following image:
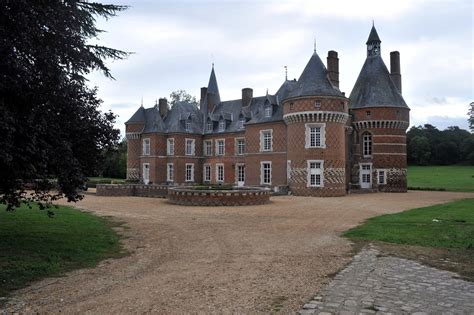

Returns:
88,0,473,136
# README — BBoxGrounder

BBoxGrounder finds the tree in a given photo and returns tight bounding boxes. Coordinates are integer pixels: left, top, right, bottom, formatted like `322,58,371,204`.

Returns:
169,90,198,107
469,102,474,132
0,1,129,210
102,138,127,179
408,136,431,165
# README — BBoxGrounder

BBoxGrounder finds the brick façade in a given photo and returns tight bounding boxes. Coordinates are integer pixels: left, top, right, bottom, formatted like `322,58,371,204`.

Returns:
125,25,410,196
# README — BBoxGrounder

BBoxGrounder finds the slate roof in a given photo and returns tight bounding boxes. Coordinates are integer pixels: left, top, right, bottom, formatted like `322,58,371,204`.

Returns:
286,52,344,99
366,25,381,44
349,28,408,109
165,101,203,134
125,106,145,124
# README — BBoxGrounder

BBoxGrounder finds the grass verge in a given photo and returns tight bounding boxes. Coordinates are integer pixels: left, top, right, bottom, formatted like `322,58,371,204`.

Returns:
407,165,474,192
0,204,126,297
344,199,474,280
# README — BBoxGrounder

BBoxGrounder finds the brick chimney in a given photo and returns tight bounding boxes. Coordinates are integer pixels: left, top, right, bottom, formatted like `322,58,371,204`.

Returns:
242,88,253,107
327,50,339,88
158,98,168,117
390,51,402,94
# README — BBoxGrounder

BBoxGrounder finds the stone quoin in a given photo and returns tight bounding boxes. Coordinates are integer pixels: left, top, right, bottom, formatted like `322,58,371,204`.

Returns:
125,25,410,196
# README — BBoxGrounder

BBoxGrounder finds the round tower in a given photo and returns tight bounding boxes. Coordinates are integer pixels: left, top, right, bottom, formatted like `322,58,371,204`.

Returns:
283,50,349,197
349,25,410,192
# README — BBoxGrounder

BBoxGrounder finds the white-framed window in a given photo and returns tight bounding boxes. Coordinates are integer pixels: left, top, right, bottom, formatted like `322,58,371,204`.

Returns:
264,105,272,118
218,119,226,132
307,160,324,187
142,163,150,184
305,123,326,148
260,129,273,152
167,163,174,182
203,164,211,182
185,138,195,156
142,138,150,155
363,132,372,157
314,100,321,108
204,140,212,156
185,118,192,132
167,138,174,156
377,169,387,185
238,116,245,129
216,164,224,182
260,161,272,185
236,138,245,155
207,119,213,132
185,163,194,182
216,139,225,156
236,163,245,184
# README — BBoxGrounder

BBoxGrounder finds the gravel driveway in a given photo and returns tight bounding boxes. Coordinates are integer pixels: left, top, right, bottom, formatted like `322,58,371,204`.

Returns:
5,191,473,314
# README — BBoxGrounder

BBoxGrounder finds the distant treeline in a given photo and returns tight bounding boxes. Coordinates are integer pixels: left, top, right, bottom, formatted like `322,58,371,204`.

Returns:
407,125,474,165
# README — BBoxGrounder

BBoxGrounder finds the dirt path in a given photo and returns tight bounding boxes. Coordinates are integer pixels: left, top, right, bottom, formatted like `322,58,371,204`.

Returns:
5,191,473,314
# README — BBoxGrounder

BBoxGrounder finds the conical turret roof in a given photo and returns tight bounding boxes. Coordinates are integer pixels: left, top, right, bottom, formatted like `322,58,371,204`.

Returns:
286,51,343,100
366,25,381,44
125,106,145,124
349,55,408,109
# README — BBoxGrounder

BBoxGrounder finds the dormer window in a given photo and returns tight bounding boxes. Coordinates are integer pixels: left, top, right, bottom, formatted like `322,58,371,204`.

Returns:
315,101,321,108
366,110,371,118
206,119,213,132
238,116,245,129
264,105,272,118
185,118,192,132
218,119,225,132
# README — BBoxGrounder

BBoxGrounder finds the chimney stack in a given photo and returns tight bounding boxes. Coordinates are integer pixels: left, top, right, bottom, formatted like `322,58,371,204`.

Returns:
327,50,339,88
390,51,402,94
242,88,253,107
158,98,168,117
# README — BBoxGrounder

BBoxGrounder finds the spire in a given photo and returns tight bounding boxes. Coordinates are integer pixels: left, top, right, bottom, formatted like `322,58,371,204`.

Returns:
366,24,381,57
366,24,381,44
207,66,220,101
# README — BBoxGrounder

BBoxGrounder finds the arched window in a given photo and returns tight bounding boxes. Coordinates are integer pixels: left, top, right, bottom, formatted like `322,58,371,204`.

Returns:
218,119,226,132
362,132,372,157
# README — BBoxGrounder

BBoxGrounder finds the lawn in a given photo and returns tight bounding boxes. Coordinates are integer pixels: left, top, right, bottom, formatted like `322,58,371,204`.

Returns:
408,165,474,192
344,199,474,279
0,204,124,297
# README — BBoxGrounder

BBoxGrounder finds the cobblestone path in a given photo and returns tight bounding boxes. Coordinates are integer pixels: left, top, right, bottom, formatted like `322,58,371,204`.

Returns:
299,247,474,314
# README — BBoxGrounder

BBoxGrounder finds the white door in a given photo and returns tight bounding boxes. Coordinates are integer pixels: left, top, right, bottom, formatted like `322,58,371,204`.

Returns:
360,163,372,189
237,165,245,187
143,163,150,185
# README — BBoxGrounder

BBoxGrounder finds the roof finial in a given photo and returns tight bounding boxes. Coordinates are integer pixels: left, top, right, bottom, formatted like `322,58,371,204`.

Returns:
372,19,375,27
211,53,214,69
155,99,158,106
141,96,143,107
284,65,288,80
266,88,269,95
314,38,316,53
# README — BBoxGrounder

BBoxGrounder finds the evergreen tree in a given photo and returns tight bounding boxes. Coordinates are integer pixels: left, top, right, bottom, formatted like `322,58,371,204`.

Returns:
0,1,129,210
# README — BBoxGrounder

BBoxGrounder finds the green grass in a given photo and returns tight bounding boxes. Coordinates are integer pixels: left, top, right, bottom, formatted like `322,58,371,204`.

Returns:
0,204,125,297
408,165,474,192
344,199,474,249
